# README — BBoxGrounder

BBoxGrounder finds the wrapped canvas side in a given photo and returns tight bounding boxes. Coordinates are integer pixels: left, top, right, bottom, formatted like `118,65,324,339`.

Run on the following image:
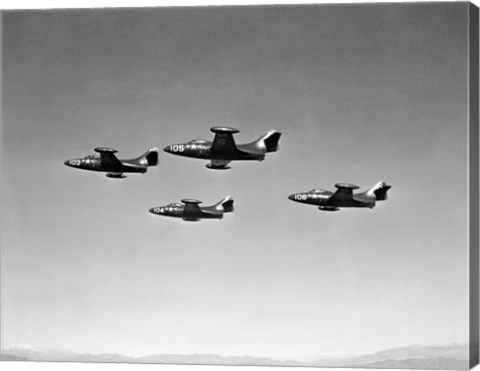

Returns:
469,2,480,369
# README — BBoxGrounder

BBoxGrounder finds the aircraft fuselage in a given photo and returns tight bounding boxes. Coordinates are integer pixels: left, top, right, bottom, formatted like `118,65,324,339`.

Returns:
64,156,147,173
288,190,376,210
163,140,264,161
149,196,233,222
149,203,223,221
65,147,158,178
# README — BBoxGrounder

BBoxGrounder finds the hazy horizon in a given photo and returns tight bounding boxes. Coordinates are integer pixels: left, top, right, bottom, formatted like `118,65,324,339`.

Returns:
1,341,471,365
1,2,473,361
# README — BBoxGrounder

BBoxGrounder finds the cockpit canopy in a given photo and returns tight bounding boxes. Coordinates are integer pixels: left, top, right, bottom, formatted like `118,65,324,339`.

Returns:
188,139,209,144
167,203,182,208
84,154,99,160
309,189,327,194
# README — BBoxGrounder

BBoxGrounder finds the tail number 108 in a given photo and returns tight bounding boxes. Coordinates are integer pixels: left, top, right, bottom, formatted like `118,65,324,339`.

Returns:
294,194,308,201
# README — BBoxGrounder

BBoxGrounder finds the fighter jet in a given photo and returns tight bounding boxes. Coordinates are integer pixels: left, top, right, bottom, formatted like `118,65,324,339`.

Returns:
64,147,158,178
288,181,391,211
149,196,234,221
163,127,282,169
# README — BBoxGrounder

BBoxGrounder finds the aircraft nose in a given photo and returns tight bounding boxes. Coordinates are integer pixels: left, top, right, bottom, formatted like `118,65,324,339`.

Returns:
288,194,295,201
64,159,75,167
149,207,163,215
163,145,172,154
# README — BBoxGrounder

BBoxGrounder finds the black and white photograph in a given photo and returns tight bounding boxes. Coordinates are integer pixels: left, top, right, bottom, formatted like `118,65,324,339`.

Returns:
1,1,479,371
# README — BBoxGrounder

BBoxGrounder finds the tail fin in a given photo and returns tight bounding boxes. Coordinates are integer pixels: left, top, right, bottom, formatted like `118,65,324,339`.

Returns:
215,195,234,213
366,181,392,201
258,130,282,152
144,148,158,166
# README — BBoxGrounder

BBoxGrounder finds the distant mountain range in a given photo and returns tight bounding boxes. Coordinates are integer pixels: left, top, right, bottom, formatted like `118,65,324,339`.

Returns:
307,343,469,368
1,342,470,369
307,343,469,369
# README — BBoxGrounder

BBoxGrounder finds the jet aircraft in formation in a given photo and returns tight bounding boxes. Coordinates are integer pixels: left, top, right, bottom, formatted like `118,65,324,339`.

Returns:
64,147,158,178
149,196,234,222
163,126,282,169
64,129,391,218
288,181,391,211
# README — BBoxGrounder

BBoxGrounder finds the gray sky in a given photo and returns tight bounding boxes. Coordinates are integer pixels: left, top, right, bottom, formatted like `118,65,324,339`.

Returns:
1,2,472,359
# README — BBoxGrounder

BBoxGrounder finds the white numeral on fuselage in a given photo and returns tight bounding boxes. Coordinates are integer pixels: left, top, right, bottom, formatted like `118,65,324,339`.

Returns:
294,194,308,201
170,145,185,152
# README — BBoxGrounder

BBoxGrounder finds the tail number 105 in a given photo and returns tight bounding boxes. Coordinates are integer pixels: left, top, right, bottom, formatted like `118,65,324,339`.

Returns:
170,145,185,152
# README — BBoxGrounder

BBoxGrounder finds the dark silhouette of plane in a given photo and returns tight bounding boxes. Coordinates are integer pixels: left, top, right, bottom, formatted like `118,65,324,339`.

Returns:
64,147,158,178
163,127,281,169
149,196,234,221
288,182,391,211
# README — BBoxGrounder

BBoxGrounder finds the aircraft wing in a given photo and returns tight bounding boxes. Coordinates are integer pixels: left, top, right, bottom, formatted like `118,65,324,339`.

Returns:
95,147,123,168
328,183,360,205
210,127,239,156
182,199,203,215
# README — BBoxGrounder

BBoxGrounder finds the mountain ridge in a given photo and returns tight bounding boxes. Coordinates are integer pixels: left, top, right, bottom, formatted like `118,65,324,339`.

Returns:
1,342,470,369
